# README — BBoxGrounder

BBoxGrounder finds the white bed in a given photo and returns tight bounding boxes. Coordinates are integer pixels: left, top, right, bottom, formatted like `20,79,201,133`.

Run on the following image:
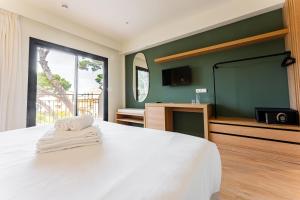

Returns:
0,122,221,200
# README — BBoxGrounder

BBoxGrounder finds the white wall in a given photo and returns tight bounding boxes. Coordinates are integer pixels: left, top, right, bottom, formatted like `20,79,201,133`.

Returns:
20,16,123,125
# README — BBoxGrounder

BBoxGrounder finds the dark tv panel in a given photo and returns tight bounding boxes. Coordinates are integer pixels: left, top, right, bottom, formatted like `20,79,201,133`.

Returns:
162,66,192,86
162,69,172,86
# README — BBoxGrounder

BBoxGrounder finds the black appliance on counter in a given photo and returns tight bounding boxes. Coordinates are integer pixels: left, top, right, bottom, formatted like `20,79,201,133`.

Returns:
255,107,299,125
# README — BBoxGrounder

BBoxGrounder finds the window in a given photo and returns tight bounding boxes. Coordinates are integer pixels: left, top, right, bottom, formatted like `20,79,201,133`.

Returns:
135,66,149,102
27,38,108,127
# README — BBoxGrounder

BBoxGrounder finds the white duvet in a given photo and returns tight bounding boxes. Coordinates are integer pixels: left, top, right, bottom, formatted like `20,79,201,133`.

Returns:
0,122,221,200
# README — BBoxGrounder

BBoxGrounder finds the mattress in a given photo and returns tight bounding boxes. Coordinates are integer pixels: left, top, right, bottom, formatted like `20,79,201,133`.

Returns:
117,108,145,115
0,122,221,200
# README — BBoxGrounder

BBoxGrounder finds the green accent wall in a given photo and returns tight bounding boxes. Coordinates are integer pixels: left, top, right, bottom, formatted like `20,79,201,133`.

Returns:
125,10,290,138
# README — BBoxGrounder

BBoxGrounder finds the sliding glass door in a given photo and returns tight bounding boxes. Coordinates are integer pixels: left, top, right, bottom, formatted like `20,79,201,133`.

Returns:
27,38,108,127
77,56,104,117
36,47,76,123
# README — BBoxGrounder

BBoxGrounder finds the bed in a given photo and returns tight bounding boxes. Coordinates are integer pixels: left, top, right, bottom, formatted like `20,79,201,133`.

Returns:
0,121,221,200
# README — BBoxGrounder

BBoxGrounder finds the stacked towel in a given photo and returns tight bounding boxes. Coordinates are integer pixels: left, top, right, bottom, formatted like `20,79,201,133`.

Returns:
54,118,70,131
37,115,101,153
55,115,94,131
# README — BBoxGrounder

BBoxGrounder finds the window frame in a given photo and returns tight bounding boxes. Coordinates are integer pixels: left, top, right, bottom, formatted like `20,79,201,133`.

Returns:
27,37,109,127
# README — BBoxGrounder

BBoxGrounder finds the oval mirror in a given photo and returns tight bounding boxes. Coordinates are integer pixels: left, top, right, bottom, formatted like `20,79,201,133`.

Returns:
133,53,149,102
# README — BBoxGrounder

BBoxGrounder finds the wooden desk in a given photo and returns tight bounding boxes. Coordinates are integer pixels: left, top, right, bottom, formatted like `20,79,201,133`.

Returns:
145,103,212,139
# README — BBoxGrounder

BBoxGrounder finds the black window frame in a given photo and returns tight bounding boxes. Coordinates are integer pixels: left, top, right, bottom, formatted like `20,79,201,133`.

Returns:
27,37,108,127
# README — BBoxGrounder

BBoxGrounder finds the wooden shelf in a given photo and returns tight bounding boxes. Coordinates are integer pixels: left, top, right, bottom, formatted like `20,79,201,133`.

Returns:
116,118,144,125
209,117,300,131
116,110,145,126
155,29,289,64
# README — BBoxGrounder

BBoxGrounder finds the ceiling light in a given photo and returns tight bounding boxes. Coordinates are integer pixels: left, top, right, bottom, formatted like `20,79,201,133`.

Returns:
61,4,69,9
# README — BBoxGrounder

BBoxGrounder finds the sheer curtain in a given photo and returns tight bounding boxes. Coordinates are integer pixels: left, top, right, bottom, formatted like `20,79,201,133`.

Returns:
0,9,24,131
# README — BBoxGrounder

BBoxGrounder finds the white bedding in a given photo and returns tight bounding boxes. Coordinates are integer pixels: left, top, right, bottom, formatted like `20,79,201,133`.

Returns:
117,108,145,115
0,122,221,200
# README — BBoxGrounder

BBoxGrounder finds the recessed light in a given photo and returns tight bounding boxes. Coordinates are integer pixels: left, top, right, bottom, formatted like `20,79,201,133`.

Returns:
61,4,69,9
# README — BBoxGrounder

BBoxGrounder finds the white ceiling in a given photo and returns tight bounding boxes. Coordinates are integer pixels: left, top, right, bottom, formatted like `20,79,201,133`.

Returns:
1,0,285,52
21,0,227,42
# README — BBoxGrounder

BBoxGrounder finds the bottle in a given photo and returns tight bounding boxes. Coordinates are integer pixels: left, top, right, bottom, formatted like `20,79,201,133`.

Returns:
196,93,201,104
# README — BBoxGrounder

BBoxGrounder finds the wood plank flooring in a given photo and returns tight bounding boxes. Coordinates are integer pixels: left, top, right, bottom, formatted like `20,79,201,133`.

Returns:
219,148,300,200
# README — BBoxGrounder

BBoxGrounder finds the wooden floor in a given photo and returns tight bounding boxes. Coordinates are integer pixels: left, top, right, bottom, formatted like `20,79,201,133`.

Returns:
219,148,300,200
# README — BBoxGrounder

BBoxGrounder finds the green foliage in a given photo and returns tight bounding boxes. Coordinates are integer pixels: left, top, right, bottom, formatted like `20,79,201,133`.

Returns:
79,59,103,71
37,72,72,91
95,74,103,89
79,58,104,89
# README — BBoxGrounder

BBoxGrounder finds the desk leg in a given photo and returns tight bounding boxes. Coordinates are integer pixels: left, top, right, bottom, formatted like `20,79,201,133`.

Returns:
203,107,210,140
165,108,173,131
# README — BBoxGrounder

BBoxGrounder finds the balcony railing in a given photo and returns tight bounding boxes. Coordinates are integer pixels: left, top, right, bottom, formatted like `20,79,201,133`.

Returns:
36,93,103,124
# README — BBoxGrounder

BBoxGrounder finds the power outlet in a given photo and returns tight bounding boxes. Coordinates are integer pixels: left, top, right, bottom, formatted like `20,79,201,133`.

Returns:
196,88,207,94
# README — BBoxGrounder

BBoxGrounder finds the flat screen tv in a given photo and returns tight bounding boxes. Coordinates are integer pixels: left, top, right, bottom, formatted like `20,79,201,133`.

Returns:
162,66,192,86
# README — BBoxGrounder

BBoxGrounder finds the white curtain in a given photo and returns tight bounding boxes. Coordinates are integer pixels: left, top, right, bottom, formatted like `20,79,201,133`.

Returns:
0,9,24,131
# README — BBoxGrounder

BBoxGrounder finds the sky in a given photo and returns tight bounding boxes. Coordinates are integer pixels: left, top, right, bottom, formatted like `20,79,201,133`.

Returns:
37,48,103,94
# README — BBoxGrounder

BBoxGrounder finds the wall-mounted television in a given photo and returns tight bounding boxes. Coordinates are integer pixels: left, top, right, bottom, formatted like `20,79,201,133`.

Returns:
162,66,192,86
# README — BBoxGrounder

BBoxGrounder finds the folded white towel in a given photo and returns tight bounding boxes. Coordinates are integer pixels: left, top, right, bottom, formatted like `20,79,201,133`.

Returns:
68,115,94,131
54,115,94,131
54,118,71,131
40,126,100,141
37,141,100,153
37,136,100,149
37,126,101,153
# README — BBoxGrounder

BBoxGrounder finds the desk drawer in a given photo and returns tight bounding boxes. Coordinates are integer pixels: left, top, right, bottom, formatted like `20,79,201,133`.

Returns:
145,107,166,130
209,123,300,143
210,132,300,163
